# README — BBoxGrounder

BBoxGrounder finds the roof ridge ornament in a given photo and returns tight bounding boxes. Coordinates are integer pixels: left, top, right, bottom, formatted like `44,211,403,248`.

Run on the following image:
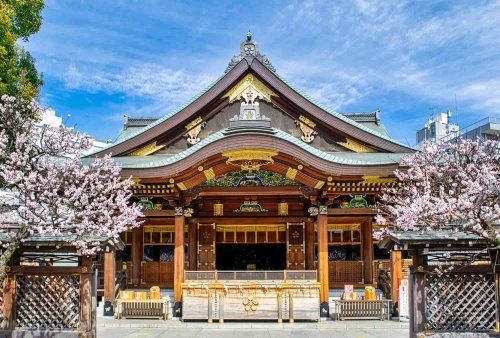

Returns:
225,32,276,73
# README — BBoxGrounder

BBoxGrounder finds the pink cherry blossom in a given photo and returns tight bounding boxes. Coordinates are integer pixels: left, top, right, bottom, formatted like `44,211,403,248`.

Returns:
376,138,499,243
0,95,143,279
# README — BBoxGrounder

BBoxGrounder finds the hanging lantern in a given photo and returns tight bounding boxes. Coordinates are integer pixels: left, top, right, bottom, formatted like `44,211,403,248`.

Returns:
213,201,224,216
278,201,288,216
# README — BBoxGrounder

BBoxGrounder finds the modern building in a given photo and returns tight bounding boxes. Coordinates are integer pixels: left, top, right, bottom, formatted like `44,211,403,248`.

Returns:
416,111,459,145
450,116,500,142
88,33,414,318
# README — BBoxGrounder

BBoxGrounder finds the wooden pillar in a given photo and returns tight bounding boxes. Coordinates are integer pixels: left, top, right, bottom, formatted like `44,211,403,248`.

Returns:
391,250,403,302
305,220,315,270
362,219,374,284
317,208,329,316
104,251,116,302
80,256,93,335
2,273,16,329
189,222,197,271
174,211,185,314
132,226,142,285
410,250,426,336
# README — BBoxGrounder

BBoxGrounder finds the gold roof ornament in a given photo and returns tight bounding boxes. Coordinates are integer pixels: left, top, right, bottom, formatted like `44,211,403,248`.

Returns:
130,141,166,156
222,149,277,172
337,138,375,153
223,74,277,103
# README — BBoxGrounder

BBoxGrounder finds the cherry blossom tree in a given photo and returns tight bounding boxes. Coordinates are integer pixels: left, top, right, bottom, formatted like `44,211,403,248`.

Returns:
0,95,143,281
376,138,499,244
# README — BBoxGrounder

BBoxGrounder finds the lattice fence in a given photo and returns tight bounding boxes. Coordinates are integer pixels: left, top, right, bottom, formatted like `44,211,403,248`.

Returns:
16,274,81,330
425,273,496,332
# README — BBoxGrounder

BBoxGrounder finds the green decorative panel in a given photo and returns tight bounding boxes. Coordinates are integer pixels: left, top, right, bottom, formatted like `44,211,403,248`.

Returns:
201,170,301,187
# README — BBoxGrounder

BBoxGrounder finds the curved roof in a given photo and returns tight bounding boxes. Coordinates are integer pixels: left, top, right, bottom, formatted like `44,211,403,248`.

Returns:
88,38,414,157
84,127,407,179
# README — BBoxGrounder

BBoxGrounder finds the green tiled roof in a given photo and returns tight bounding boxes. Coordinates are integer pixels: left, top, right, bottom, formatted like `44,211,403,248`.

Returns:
86,127,409,169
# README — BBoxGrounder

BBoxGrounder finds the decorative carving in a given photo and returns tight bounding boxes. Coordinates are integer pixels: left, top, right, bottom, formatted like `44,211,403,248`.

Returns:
285,167,298,180
130,141,165,156
307,207,319,216
176,182,187,191
319,205,328,214
200,169,301,187
203,168,215,181
222,149,277,172
185,117,205,145
339,194,369,208
183,208,194,217
243,295,259,312
296,115,317,143
314,181,325,189
234,201,268,213
223,74,277,104
174,207,183,216
361,175,397,183
225,32,276,73
337,138,375,153
139,197,159,210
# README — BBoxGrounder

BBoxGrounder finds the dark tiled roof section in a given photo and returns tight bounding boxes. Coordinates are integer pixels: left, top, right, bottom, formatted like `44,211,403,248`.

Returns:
343,110,380,125
124,117,159,129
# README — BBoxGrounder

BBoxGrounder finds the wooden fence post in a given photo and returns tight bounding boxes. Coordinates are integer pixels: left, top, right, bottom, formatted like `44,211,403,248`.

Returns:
80,256,94,336
410,250,426,336
2,272,16,330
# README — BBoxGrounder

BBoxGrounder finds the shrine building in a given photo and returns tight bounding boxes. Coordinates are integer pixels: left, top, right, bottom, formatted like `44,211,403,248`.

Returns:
90,32,414,319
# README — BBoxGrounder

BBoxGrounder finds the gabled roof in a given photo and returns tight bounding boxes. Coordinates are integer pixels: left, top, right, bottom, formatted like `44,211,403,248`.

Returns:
89,34,414,158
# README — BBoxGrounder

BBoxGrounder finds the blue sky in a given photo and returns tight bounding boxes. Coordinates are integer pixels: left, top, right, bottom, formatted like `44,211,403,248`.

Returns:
25,0,500,146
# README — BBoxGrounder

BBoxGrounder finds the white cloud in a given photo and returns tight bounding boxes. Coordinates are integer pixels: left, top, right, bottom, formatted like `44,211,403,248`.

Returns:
63,64,215,115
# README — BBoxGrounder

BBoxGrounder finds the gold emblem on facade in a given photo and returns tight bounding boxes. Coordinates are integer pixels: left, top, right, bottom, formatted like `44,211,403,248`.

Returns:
243,295,259,312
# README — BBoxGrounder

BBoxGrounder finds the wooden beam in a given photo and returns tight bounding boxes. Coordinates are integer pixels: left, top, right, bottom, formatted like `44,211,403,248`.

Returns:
174,213,185,303
328,208,378,215
190,217,312,224
317,212,329,316
305,220,315,270
391,250,403,302
189,222,197,270
104,251,116,302
198,186,306,197
132,227,142,285
362,219,374,284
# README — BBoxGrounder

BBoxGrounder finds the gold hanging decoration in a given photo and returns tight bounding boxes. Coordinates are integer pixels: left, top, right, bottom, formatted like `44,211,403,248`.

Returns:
278,201,289,216
213,201,224,216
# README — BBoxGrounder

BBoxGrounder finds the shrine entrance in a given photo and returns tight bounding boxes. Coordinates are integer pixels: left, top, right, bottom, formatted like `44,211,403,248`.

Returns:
216,243,286,270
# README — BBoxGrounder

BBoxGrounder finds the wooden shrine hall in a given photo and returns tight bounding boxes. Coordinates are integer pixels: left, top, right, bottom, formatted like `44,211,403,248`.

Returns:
88,32,414,319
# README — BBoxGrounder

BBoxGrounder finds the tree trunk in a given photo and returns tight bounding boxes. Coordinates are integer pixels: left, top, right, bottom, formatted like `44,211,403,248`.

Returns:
0,238,21,287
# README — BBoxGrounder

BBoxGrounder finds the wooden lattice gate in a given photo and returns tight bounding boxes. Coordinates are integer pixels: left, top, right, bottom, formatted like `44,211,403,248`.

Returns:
1,260,96,338
425,273,496,332
16,275,81,330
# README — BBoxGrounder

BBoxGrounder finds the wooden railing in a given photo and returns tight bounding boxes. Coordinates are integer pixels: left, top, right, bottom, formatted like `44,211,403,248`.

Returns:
184,270,317,282
329,261,363,285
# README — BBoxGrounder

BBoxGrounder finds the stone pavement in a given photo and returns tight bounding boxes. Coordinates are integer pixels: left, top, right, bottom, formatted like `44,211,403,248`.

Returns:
97,318,409,337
